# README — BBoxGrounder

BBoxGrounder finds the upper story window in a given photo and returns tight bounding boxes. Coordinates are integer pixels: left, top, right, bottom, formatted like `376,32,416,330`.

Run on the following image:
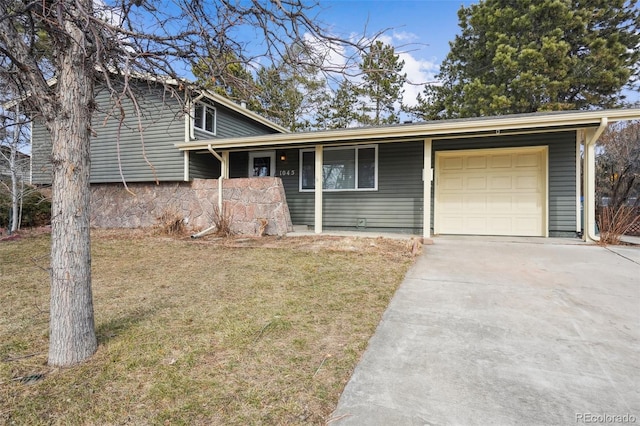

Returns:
194,102,216,134
300,145,378,191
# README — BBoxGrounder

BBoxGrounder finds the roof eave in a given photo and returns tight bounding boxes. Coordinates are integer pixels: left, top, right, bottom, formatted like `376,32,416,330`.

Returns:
176,109,640,151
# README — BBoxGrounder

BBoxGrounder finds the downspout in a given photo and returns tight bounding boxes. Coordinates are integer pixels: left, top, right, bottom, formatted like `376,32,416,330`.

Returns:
584,117,608,242
187,93,205,141
191,144,224,238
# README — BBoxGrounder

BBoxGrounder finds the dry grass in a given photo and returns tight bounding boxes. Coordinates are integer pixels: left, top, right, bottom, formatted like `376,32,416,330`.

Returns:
0,229,415,425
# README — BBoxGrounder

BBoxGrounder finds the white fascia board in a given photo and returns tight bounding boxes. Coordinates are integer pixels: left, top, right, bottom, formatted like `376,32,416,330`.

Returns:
175,109,640,151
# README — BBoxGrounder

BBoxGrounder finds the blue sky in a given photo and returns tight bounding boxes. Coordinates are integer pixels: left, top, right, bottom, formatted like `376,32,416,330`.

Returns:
317,0,477,106
320,0,474,61
313,0,639,106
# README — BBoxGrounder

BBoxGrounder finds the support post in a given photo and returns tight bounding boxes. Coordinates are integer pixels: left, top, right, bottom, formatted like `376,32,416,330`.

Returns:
222,151,229,179
583,118,607,242
576,131,582,235
583,129,597,242
423,139,433,241
314,145,323,234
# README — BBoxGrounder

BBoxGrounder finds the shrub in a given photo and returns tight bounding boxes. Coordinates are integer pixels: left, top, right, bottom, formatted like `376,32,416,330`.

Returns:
155,209,186,236
597,206,640,245
0,184,51,228
212,203,234,237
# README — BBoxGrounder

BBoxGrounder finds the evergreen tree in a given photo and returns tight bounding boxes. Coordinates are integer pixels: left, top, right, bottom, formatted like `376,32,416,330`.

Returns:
192,52,260,110
254,58,327,132
359,41,407,125
316,79,360,129
416,0,640,119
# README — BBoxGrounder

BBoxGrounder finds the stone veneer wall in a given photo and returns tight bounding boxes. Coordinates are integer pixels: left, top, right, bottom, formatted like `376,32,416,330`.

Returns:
90,178,293,236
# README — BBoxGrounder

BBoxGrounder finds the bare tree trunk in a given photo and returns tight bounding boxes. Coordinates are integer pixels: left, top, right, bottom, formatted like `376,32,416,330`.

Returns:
47,12,97,366
9,146,18,233
7,104,20,234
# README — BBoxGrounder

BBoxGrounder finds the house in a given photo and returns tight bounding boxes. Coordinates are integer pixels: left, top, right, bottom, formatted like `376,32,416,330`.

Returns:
29,84,640,241
31,81,288,185
174,108,640,242
0,146,31,183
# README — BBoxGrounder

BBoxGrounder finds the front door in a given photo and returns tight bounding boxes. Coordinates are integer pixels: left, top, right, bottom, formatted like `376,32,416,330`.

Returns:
248,151,276,177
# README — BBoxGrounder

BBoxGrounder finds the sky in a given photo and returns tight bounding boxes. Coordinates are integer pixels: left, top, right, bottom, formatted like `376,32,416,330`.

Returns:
317,0,476,107
311,0,639,107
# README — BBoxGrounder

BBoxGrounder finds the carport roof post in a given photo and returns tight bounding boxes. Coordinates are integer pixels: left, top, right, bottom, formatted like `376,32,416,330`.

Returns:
423,139,433,241
583,118,608,243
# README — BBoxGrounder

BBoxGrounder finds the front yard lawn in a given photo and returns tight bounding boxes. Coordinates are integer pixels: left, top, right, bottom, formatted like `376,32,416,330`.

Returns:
0,230,415,424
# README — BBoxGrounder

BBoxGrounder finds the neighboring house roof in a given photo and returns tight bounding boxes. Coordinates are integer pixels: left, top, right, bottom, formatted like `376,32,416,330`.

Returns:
0,147,30,181
176,108,640,150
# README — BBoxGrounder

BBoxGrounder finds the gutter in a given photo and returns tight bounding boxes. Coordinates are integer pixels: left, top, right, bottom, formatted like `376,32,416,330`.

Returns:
584,117,608,242
190,144,224,239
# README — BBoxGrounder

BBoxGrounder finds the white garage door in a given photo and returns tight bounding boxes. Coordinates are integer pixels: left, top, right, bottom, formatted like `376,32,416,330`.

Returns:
435,146,547,237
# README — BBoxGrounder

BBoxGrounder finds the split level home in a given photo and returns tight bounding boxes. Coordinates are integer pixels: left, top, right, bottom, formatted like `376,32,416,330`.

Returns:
29,81,640,241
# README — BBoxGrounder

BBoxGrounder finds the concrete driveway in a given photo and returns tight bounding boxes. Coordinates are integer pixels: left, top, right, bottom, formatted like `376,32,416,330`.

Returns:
329,237,640,425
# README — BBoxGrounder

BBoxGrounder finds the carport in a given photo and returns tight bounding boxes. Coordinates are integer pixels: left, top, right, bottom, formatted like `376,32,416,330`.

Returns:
176,109,640,242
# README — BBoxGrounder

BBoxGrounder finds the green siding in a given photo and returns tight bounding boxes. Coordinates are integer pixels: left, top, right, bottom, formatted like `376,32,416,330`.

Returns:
228,132,577,235
432,131,577,237
193,106,279,140
32,83,185,184
279,142,425,233
31,119,52,184
229,151,249,178
189,152,221,179
32,85,280,185
218,108,278,138
90,85,185,183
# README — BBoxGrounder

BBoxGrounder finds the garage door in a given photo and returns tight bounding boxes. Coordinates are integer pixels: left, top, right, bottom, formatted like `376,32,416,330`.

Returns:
435,146,547,237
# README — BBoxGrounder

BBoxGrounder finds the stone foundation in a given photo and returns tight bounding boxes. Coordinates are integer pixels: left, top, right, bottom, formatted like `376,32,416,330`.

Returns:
90,178,293,236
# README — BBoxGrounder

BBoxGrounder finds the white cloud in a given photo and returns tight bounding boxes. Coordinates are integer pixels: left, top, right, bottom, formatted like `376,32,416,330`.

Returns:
398,52,439,107
392,31,419,42
303,32,347,72
301,30,441,112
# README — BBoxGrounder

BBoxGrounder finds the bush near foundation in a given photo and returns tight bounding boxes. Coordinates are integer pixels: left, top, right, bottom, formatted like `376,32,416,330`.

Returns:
0,184,51,229
597,206,640,245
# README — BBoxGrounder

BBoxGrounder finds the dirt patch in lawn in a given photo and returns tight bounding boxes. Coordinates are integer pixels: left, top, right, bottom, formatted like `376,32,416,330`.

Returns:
1,229,416,425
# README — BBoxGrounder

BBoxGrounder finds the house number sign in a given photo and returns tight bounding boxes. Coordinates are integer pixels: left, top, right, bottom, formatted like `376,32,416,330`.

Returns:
279,169,296,176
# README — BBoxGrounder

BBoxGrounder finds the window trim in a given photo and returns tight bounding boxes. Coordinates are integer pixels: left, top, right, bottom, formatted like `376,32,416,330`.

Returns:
193,102,217,135
299,144,378,192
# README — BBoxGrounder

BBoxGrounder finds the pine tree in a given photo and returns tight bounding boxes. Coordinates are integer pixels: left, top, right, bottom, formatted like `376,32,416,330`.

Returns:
192,52,260,109
416,0,640,119
316,79,360,129
254,60,327,131
359,41,406,125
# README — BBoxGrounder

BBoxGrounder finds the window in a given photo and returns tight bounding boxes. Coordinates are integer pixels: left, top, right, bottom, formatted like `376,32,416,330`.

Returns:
194,103,216,134
300,145,377,191
249,151,275,177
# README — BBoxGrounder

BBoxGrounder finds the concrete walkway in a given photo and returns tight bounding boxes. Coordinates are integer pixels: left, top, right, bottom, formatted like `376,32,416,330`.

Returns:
329,237,640,425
